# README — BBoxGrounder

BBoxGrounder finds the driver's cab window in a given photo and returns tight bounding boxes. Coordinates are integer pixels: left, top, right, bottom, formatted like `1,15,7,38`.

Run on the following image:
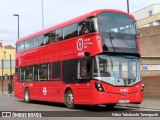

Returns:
78,58,92,79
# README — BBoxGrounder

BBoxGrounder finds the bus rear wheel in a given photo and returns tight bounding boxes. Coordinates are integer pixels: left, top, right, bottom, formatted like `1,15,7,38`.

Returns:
65,90,75,109
24,88,30,103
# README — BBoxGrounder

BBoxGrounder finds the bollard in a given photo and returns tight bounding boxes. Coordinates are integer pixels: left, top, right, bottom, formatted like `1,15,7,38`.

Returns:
8,83,12,94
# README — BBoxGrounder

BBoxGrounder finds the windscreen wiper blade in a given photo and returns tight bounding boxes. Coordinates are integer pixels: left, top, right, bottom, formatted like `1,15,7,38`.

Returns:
107,32,116,52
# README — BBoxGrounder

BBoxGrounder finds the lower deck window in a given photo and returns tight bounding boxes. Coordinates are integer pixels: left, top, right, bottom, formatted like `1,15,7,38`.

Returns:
38,64,50,80
18,63,50,81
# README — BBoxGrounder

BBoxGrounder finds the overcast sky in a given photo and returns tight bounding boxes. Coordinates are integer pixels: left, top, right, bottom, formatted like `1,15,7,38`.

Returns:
0,0,160,46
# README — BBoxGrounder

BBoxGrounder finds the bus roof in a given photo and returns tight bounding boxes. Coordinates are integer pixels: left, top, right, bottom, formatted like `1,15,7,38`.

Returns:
16,9,134,43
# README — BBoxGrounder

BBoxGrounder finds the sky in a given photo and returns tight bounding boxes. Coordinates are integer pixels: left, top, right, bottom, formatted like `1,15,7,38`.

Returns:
0,0,160,46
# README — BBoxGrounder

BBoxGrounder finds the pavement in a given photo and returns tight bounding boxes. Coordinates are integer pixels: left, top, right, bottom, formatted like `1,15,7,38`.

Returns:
0,90,13,96
0,91,160,110
118,98,160,111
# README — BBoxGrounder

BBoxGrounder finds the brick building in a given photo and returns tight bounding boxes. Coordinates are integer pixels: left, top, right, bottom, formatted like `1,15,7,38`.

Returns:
139,25,160,97
139,25,160,76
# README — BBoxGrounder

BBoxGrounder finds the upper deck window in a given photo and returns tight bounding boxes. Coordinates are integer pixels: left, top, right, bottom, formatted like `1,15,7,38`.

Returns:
34,35,44,47
78,21,90,35
78,17,98,36
55,28,63,41
17,42,25,52
44,31,56,44
63,23,78,39
16,17,98,52
98,12,138,53
25,38,34,50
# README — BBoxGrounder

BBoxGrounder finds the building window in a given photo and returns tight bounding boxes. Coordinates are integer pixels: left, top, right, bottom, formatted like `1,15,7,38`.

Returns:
148,10,153,17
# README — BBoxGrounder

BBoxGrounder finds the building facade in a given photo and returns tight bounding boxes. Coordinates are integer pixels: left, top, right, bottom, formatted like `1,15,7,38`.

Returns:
132,4,160,77
139,25,160,97
132,4,160,28
132,5,160,97
139,25,160,77
0,40,15,77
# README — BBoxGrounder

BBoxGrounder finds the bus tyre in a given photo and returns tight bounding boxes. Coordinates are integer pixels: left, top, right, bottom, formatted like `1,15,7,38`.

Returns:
65,90,75,109
24,88,30,103
105,104,116,109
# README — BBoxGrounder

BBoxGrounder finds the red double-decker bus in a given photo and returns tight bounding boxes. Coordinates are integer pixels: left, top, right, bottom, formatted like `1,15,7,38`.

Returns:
14,9,144,109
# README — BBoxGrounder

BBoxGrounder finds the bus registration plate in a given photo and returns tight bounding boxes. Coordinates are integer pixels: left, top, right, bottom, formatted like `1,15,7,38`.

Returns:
118,100,130,103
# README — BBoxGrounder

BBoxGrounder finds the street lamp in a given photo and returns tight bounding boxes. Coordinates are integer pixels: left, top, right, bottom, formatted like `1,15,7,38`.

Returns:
41,0,44,29
13,14,19,39
127,0,130,13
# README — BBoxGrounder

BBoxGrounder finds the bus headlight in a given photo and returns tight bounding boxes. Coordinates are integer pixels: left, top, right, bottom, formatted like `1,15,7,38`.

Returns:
95,82,105,92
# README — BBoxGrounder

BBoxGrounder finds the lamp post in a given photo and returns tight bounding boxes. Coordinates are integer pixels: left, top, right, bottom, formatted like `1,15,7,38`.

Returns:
41,0,44,29
13,14,19,39
127,0,130,13
1,51,6,94
9,54,12,94
1,59,3,94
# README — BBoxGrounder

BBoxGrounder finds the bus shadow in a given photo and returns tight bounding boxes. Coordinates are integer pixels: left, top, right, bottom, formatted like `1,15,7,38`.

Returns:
19,100,66,108
75,105,135,112
19,99,137,112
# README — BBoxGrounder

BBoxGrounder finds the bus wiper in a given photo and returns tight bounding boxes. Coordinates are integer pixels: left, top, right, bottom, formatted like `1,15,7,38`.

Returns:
108,32,116,52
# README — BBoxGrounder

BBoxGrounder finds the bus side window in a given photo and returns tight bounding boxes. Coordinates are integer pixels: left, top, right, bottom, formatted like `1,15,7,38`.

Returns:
20,67,25,81
25,66,33,81
55,28,63,42
78,58,92,79
63,23,78,39
25,38,34,50
17,42,25,52
78,21,90,35
38,64,50,81
34,65,38,81
35,35,44,47
44,32,56,45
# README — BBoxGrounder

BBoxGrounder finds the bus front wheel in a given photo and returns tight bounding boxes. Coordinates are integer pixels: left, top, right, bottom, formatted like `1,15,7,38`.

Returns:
24,88,30,103
64,90,75,109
